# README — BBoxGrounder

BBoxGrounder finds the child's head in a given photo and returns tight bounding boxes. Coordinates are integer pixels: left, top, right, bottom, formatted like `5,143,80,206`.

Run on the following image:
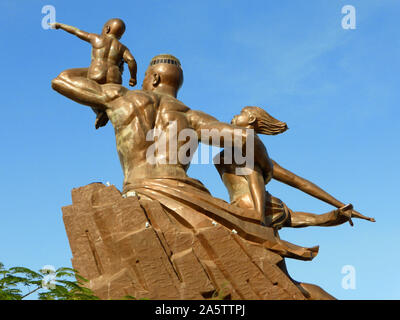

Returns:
231,106,288,135
102,18,126,39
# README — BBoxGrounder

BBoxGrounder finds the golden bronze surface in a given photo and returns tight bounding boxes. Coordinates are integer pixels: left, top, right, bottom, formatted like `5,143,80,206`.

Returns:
52,20,374,299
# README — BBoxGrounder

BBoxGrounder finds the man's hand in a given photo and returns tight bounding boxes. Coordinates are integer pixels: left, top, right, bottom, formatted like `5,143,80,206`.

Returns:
129,78,137,87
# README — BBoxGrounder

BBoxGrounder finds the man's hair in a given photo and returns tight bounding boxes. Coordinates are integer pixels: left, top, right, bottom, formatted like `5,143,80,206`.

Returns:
149,54,184,89
242,106,288,135
150,54,181,67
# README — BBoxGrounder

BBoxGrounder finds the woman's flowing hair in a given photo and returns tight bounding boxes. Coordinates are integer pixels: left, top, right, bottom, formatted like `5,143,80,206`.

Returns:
242,106,288,135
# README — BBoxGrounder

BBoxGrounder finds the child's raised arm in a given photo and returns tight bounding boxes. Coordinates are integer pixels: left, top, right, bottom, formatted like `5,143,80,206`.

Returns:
51,22,94,43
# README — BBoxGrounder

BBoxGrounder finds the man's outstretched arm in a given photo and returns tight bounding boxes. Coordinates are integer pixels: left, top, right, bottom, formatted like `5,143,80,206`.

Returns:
51,22,93,43
187,109,274,179
51,68,115,111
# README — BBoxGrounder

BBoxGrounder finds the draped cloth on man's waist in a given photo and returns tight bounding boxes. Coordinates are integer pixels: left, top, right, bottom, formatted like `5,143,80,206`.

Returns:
125,177,319,261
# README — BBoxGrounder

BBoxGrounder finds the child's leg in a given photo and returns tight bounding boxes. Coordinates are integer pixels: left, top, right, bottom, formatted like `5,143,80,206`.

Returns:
57,67,88,81
94,109,109,129
90,65,122,129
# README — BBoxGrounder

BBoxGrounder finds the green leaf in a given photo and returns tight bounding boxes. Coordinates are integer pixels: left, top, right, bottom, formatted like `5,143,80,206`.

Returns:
56,267,77,273
55,271,75,278
122,295,137,300
9,267,42,279
0,262,99,300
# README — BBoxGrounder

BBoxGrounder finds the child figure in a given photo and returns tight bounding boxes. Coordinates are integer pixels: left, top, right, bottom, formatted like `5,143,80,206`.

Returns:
215,106,374,229
51,18,137,128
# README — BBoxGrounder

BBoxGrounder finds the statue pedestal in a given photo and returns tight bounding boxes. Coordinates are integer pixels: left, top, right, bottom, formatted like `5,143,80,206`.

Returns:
62,183,312,300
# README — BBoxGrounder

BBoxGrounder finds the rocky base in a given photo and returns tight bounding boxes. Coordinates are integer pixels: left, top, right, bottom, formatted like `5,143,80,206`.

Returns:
62,183,313,300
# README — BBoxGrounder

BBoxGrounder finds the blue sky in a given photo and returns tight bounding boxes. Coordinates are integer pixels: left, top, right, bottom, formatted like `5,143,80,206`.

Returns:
0,0,399,299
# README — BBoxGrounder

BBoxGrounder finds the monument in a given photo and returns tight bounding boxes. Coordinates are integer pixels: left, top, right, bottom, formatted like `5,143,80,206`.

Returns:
51,18,374,300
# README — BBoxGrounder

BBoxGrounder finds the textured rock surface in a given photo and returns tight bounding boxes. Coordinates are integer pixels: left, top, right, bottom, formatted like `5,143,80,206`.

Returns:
62,183,309,300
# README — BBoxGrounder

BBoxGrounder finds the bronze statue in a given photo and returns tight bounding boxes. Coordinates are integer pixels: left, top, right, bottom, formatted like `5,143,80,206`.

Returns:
215,106,375,229
51,21,375,299
51,18,137,129
51,53,322,260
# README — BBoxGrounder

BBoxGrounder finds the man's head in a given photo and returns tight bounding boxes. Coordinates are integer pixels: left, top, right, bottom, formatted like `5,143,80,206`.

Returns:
102,18,126,39
142,54,184,97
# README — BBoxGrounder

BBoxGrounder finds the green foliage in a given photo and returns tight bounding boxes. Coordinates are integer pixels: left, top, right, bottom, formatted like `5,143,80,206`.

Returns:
0,262,99,300
211,282,230,300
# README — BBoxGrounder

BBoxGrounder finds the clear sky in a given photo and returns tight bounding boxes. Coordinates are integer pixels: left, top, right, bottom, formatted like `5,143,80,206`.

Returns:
0,0,399,300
